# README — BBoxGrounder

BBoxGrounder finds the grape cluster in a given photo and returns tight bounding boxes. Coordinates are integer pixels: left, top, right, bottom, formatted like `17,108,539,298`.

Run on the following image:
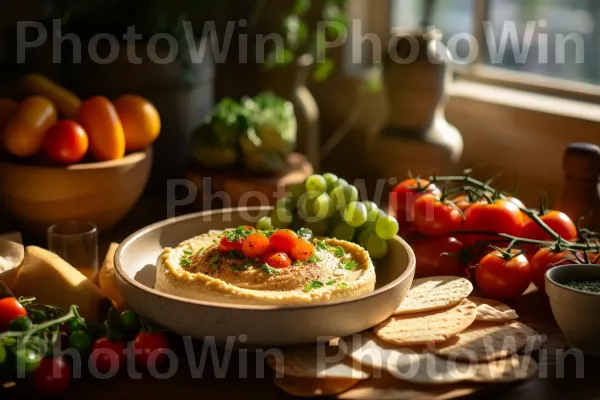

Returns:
256,174,399,259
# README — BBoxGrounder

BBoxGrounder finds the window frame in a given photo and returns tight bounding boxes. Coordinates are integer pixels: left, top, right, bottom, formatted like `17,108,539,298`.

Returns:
359,0,600,103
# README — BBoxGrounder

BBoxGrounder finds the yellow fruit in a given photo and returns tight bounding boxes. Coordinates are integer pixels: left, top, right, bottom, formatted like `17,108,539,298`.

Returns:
3,96,57,158
22,74,82,118
114,95,161,152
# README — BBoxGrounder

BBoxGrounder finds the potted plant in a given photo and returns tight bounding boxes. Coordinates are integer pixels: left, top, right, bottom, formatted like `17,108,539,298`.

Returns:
369,0,463,179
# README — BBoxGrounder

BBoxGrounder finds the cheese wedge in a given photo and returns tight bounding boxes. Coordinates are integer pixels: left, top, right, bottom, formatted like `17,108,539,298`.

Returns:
11,246,111,323
98,242,127,311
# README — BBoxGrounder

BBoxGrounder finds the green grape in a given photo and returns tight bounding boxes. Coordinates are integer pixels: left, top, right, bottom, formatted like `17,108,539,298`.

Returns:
344,202,368,228
290,214,304,231
276,197,294,211
256,216,274,231
365,234,389,259
375,215,400,240
304,219,329,236
299,192,334,220
357,228,373,247
332,178,349,190
289,183,306,204
332,222,356,242
271,207,293,228
305,174,327,194
331,185,359,210
323,173,339,192
362,201,380,222
328,210,344,233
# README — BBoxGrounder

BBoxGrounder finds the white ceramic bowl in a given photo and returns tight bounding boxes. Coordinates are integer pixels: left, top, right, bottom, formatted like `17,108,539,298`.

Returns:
546,264,600,356
115,207,416,347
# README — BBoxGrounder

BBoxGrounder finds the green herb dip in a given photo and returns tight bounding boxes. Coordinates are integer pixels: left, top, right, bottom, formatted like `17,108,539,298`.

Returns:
564,280,600,294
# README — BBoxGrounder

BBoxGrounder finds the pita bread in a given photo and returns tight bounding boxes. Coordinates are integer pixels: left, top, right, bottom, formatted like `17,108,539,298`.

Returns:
396,277,473,314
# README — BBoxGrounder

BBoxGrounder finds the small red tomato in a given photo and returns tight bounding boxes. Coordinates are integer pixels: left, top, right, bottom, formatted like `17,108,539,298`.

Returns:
476,251,532,302
530,247,578,293
219,236,243,253
262,251,292,269
242,232,271,258
290,239,315,261
269,229,299,254
411,236,466,278
462,200,524,246
0,297,27,332
32,356,72,395
90,337,127,374
43,120,89,164
522,211,578,258
413,194,463,237
390,178,442,223
133,332,169,368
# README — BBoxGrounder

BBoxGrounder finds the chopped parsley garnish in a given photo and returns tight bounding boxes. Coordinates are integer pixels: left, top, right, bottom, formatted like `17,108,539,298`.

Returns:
293,260,302,266
179,258,192,267
342,260,358,271
338,282,349,289
229,250,243,259
209,255,221,270
315,241,329,251
333,246,345,257
231,263,250,272
326,280,337,286
307,255,321,263
304,280,324,292
261,264,280,276
224,226,255,242
297,227,313,241
183,250,193,256
261,230,276,238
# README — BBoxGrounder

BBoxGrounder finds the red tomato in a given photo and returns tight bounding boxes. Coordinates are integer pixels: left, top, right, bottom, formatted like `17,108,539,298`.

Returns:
530,247,579,294
462,200,524,245
390,179,441,223
507,197,526,209
242,232,270,258
522,211,578,258
133,332,169,368
43,120,89,164
476,251,532,302
413,194,463,237
262,251,292,269
90,337,127,374
219,237,243,253
290,239,315,261
451,195,477,213
411,237,466,278
0,297,27,332
269,229,299,254
32,356,72,395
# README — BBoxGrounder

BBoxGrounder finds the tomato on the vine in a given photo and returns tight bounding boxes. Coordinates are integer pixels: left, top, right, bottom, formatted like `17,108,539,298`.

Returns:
133,332,169,369
530,247,578,294
0,297,27,332
90,337,127,374
411,236,466,278
476,251,532,302
413,194,463,237
462,199,524,245
32,356,72,395
522,211,578,257
390,179,441,223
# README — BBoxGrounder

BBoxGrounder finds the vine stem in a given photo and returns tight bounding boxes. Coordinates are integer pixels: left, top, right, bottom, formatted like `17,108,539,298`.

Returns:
454,231,591,250
0,306,78,342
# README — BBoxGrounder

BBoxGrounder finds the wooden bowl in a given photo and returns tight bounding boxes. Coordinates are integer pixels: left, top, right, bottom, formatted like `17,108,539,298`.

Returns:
115,207,416,347
0,148,152,235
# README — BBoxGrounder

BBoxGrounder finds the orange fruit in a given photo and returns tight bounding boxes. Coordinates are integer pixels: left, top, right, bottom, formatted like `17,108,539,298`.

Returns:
114,95,161,152
77,96,125,161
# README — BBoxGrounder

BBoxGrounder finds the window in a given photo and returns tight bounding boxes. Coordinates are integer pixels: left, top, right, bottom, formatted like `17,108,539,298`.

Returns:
391,0,600,86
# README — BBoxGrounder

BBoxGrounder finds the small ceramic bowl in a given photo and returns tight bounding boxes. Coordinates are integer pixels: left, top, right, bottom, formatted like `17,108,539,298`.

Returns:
115,207,416,347
546,264,600,356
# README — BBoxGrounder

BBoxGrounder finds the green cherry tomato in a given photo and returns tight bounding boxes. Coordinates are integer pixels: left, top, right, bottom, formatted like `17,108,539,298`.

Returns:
119,310,141,332
13,348,42,375
68,330,93,354
66,318,81,333
9,316,32,332
30,309,49,324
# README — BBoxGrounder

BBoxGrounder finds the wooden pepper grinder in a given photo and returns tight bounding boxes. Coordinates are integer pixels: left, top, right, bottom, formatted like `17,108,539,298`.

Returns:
555,143,600,232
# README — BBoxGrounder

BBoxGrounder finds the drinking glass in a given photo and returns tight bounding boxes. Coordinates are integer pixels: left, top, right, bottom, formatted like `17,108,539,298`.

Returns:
47,221,99,279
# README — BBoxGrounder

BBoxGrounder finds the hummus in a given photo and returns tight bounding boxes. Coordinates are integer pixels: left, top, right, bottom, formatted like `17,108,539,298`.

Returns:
155,230,376,306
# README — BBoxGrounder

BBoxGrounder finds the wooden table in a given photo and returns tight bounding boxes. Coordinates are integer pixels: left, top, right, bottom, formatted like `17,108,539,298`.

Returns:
3,196,600,399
